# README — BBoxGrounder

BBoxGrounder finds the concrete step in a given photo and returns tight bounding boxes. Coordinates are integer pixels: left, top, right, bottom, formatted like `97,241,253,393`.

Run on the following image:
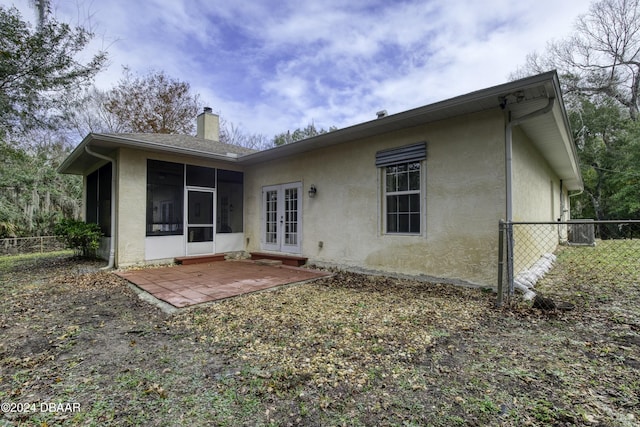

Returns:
249,252,308,267
175,254,226,265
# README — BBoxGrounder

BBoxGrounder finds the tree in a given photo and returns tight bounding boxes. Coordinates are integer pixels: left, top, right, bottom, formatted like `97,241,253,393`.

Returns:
65,86,129,138
0,5,94,236
102,69,202,134
569,97,640,220
219,118,271,150
513,0,640,221
512,0,640,120
273,123,337,146
0,135,81,237
0,6,107,137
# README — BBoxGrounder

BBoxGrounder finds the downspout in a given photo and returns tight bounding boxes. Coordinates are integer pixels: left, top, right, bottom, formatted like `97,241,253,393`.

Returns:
503,96,555,296
505,96,555,222
568,188,584,208
559,180,564,221
84,146,116,269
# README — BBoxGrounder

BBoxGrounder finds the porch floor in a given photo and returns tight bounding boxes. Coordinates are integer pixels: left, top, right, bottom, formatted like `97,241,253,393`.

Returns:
116,260,331,308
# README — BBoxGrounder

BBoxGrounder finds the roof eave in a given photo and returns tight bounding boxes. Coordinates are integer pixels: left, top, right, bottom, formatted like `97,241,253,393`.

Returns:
548,73,584,191
58,133,241,175
239,71,572,165
57,133,95,175
59,71,583,191
93,133,244,162
240,71,583,191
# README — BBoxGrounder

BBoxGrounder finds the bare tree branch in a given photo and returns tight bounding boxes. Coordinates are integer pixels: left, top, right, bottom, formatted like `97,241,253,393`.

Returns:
511,0,640,120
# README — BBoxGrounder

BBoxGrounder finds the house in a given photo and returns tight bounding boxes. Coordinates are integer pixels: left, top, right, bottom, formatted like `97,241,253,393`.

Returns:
58,71,583,288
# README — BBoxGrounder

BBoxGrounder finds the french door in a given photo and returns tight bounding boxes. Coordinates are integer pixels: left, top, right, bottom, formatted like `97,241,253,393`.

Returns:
186,188,215,255
262,182,302,253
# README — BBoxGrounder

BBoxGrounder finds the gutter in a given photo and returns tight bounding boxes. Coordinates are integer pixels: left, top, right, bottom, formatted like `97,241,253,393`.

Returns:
84,146,116,269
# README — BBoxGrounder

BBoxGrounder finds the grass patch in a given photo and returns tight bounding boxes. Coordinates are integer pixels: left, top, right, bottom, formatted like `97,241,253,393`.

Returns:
1,244,639,426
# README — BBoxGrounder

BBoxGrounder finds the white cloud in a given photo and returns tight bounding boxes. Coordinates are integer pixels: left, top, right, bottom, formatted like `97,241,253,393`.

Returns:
1,0,592,139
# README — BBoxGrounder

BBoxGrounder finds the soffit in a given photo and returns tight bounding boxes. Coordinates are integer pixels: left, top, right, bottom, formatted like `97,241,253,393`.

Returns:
519,110,582,190
508,94,582,190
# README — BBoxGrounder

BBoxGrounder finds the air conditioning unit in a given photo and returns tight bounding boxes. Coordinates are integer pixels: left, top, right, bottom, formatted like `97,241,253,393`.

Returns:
568,220,596,246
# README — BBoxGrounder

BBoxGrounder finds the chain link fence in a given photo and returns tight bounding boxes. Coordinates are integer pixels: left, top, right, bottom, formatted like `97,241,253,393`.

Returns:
497,220,640,307
0,236,66,256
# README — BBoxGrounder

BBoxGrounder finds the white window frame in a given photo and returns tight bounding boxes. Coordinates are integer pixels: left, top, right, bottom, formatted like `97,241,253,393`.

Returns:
382,160,424,235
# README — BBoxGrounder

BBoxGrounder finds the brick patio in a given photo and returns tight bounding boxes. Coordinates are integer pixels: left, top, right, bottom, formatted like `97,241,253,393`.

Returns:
116,260,331,308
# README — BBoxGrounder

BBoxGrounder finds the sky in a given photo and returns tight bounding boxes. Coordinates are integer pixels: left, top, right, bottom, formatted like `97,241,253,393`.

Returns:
4,0,592,139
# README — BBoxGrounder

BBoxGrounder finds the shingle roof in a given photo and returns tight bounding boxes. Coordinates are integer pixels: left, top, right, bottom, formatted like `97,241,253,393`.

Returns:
58,131,257,175
101,133,256,156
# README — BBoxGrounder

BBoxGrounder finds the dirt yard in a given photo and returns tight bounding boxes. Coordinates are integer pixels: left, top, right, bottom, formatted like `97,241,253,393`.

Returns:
0,248,638,426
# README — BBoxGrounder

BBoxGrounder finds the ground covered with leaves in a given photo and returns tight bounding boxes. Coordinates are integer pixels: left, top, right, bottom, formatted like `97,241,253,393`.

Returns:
1,246,639,426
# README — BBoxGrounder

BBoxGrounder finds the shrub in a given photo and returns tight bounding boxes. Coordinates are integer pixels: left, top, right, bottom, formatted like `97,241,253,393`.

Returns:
54,219,103,258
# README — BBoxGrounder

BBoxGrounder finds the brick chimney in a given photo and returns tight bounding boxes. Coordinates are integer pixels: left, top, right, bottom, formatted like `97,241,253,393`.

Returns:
196,107,219,141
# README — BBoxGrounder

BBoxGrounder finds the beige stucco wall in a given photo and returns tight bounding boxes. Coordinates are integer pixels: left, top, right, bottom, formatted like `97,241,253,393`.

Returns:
512,127,564,222
100,110,570,284
115,148,147,266
114,148,244,267
511,127,566,273
244,110,506,287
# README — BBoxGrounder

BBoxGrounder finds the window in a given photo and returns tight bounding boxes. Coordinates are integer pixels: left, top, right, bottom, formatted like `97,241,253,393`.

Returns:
147,160,184,236
376,142,426,235
97,165,112,236
85,163,112,236
86,170,98,225
385,162,421,233
216,169,243,233
186,164,215,187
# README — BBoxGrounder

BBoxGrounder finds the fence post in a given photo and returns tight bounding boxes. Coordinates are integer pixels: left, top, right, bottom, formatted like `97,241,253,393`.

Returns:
497,220,505,307
506,221,515,302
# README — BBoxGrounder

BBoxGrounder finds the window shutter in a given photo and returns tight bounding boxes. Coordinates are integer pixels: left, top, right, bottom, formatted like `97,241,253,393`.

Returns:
376,142,427,167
